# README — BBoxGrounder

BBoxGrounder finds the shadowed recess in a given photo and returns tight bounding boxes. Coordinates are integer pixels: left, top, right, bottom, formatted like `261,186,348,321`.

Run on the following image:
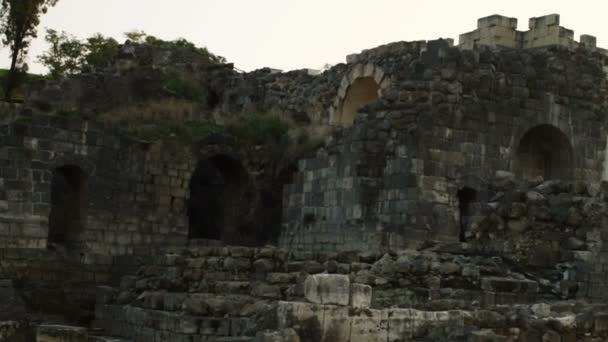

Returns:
514,124,573,181
48,165,88,245
187,155,250,242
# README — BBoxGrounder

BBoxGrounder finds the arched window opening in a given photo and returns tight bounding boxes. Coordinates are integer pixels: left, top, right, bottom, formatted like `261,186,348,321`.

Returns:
48,165,87,245
514,125,573,181
457,187,477,242
187,155,250,243
336,77,379,127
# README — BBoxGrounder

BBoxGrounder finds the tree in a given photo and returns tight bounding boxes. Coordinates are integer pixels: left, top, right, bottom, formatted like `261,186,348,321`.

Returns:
0,0,58,101
84,33,118,68
124,30,146,43
37,28,85,78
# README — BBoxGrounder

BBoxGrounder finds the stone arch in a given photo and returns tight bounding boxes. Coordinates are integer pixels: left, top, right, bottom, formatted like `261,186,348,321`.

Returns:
330,63,390,127
48,165,88,245
514,124,573,181
187,154,251,243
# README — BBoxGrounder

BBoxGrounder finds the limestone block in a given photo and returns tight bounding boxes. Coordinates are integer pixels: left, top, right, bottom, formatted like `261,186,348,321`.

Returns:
350,309,388,342
529,14,560,30
580,34,597,47
387,309,414,341
304,274,350,306
256,329,299,342
322,306,351,342
277,301,324,339
594,312,608,333
37,325,88,342
350,64,364,81
481,277,539,294
350,283,372,308
477,15,518,29
346,53,359,64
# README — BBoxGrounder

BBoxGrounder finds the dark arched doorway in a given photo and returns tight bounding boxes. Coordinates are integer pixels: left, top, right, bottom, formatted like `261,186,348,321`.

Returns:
457,187,477,242
48,165,88,245
336,77,380,127
187,155,251,243
514,125,573,181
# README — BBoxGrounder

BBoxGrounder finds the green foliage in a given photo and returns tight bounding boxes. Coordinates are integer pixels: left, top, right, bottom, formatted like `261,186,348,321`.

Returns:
124,30,146,43
37,31,118,77
117,110,288,146
84,33,118,68
226,112,289,144
126,30,225,64
0,0,58,99
126,120,224,143
0,67,44,100
146,35,226,63
161,69,205,101
37,29,85,77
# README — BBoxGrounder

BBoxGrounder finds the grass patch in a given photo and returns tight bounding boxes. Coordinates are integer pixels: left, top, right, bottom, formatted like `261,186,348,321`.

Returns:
0,69,50,101
226,112,289,145
99,100,290,145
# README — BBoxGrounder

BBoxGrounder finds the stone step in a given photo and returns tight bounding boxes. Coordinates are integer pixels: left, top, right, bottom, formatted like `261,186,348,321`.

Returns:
88,336,133,342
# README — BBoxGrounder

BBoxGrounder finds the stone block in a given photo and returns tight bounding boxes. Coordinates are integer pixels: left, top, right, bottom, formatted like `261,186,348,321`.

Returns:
481,277,539,294
304,274,350,306
277,301,324,339
387,309,414,341
322,305,351,342
37,325,88,342
350,309,388,342
350,283,372,308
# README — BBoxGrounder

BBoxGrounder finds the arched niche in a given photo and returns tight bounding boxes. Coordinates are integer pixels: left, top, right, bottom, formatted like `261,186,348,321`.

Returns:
337,77,380,127
48,165,88,245
330,63,388,127
335,77,380,127
187,155,250,243
514,125,573,181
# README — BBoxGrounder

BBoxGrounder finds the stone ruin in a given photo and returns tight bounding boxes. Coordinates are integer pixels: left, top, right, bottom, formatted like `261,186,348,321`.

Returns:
2,13,608,341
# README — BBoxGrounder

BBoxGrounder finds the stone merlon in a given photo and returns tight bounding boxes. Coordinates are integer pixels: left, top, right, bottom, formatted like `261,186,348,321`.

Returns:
459,14,605,53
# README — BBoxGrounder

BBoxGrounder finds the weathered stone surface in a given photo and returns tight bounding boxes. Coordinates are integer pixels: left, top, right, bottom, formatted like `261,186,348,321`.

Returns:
37,325,88,342
303,274,350,306
350,283,372,308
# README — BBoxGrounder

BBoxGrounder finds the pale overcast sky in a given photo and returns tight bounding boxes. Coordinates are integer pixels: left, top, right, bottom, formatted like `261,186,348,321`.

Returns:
2,0,607,74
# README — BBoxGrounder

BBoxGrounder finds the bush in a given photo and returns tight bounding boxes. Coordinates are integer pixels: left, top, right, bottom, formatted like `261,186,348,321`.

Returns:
144,35,226,64
226,112,289,145
161,69,205,102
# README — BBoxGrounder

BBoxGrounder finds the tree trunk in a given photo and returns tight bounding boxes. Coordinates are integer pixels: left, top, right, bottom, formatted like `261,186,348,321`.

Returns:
4,49,18,102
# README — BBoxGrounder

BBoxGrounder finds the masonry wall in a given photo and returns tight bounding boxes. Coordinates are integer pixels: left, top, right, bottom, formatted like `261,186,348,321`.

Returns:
0,107,301,323
281,40,608,252
93,245,550,341
0,113,193,254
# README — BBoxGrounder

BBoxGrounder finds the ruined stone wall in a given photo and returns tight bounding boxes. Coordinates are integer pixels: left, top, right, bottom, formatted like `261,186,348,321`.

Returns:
92,245,551,341
281,40,608,252
0,112,191,254
0,108,301,323
90,241,608,341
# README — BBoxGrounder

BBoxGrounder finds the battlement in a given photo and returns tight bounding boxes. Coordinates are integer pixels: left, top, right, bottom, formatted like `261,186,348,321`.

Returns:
459,14,602,51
